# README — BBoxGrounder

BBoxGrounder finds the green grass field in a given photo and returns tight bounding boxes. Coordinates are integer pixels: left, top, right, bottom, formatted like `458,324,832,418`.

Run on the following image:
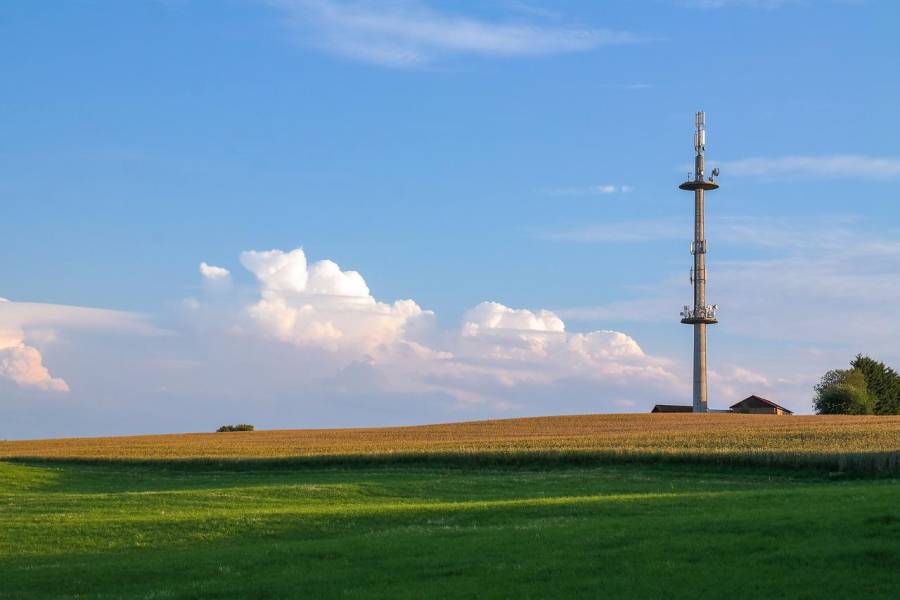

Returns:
2,458,898,599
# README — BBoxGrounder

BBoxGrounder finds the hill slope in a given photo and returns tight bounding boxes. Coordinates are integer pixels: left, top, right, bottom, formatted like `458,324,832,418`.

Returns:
3,413,899,472
3,416,899,597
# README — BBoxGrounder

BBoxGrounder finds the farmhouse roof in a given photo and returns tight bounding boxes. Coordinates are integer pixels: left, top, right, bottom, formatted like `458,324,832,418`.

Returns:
651,404,693,413
729,395,794,414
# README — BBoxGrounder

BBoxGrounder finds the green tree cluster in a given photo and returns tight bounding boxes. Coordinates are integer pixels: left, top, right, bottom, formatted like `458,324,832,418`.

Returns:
850,355,900,414
216,424,255,432
813,355,900,415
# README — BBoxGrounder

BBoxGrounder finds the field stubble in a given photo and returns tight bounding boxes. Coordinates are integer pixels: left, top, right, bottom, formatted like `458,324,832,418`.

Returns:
2,414,898,473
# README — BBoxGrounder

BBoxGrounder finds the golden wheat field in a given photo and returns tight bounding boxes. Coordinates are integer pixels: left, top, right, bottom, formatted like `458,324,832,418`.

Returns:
2,414,899,471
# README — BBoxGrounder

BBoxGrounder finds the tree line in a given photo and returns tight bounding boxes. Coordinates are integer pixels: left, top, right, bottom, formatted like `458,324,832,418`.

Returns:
814,355,900,415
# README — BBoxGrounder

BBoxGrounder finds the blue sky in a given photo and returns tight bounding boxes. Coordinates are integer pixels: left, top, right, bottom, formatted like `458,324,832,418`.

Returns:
1,0,899,438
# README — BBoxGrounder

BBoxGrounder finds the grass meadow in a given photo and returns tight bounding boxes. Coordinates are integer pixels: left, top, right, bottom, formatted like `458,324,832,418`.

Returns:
1,414,898,598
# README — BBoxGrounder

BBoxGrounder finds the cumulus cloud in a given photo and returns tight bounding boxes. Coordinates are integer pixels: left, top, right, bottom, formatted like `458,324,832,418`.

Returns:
0,328,69,392
0,300,162,394
199,262,231,281
271,0,640,67
0,242,685,436
463,301,564,336
238,248,433,352
0,239,691,438
444,301,676,410
184,247,682,412
455,302,666,389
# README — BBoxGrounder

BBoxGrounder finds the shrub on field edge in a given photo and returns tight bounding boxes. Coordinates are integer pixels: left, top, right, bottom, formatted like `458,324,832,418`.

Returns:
216,424,255,432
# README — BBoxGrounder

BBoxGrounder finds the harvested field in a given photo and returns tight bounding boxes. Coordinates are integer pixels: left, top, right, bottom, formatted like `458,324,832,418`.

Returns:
3,413,899,472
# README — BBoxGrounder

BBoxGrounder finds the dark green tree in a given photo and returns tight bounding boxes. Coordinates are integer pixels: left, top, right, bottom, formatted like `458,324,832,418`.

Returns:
813,368,874,415
216,424,255,432
850,355,900,415
813,369,852,397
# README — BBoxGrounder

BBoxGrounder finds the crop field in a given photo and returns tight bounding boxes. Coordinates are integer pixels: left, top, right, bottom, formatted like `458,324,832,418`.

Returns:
3,414,899,473
2,414,898,598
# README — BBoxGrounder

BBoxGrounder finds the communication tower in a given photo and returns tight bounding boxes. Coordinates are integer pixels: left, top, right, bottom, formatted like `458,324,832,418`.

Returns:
679,112,719,413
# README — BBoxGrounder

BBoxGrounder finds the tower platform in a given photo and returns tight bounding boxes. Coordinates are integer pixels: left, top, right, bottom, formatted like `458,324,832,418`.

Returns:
680,316,718,325
679,180,719,191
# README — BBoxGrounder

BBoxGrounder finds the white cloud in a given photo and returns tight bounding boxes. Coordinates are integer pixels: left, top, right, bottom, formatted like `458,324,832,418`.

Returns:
184,248,682,411
238,248,433,352
0,328,69,392
239,248,310,294
0,300,163,394
570,330,646,359
271,0,639,67
729,366,770,386
0,301,163,337
228,248,669,397
714,155,900,180
199,262,230,281
0,244,685,436
451,302,670,399
463,301,564,336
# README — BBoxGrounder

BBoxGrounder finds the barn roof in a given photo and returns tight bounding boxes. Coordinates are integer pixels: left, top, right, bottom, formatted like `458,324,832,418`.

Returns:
729,395,793,414
651,404,693,413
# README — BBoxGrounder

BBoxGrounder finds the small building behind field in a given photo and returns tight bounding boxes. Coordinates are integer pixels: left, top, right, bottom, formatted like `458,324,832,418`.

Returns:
729,395,793,415
651,404,693,413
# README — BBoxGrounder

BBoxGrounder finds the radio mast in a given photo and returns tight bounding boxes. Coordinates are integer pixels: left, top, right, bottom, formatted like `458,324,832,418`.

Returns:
679,111,719,413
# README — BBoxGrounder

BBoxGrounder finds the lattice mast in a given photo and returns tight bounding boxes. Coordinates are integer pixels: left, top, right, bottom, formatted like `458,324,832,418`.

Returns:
679,111,719,413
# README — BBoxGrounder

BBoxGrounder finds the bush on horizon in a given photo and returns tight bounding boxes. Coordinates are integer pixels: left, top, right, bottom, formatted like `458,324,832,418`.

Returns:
216,424,255,433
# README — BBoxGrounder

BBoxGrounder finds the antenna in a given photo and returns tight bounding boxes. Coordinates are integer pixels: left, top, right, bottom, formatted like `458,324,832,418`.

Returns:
694,111,706,154
678,111,720,413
